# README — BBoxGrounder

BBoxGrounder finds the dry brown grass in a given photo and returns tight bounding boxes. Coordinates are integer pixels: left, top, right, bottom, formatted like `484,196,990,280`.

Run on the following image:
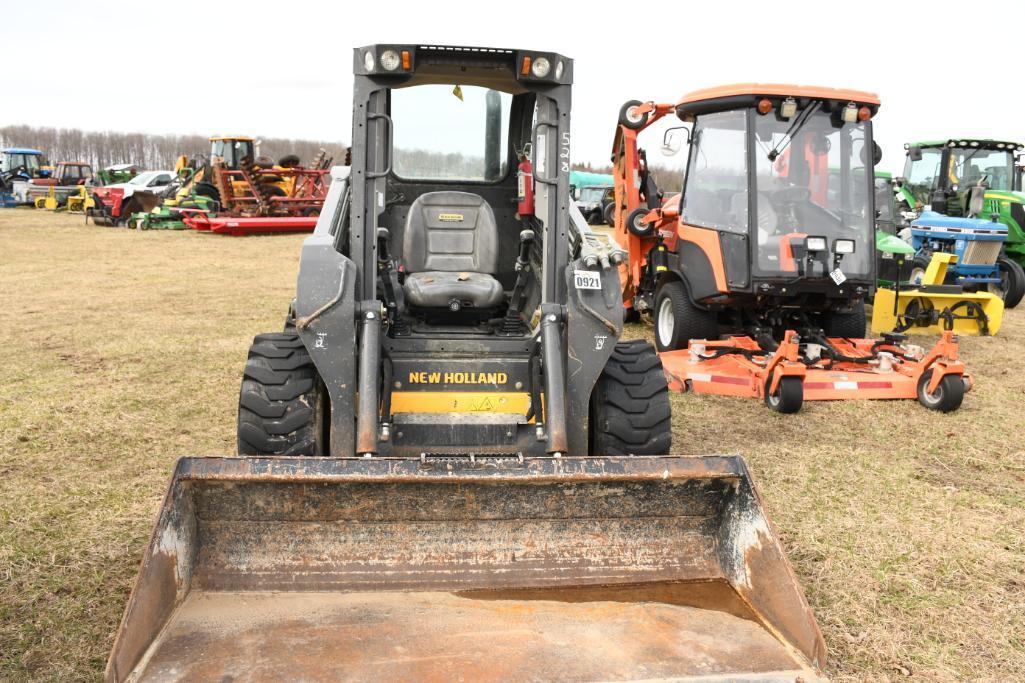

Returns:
1,209,1024,681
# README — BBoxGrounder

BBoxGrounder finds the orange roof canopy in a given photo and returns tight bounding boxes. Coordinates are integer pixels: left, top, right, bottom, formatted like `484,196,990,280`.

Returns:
679,83,880,107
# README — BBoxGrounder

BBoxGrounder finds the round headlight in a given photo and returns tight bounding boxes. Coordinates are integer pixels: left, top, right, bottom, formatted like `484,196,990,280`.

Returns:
363,50,375,71
380,50,400,71
554,60,564,80
531,57,551,78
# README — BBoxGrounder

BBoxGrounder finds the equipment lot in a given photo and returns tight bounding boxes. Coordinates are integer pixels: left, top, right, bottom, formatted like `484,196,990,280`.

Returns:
1,210,1024,681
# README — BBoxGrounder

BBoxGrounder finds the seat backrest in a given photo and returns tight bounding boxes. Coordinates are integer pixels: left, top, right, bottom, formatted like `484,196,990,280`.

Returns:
402,191,499,274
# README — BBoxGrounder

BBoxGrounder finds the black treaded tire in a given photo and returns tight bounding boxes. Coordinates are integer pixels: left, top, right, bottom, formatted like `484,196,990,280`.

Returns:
916,369,964,412
193,182,220,202
990,256,1025,309
278,154,301,168
603,202,616,226
764,376,803,413
589,340,672,456
618,99,649,130
654,280,719,352
909,253,932,286
822,303,867,338
259,184,287,197
237,332,327,456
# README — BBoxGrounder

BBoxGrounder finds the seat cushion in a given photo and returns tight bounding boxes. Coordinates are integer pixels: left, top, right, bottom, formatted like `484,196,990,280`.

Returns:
404,271,504,309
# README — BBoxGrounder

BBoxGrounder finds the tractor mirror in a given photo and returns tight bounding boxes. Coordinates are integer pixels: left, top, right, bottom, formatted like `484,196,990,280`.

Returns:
907,146,923,162
661,127,690,156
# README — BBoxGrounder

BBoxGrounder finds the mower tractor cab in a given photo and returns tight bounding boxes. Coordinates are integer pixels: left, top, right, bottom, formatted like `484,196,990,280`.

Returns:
0,147,46,181
614,85,879,349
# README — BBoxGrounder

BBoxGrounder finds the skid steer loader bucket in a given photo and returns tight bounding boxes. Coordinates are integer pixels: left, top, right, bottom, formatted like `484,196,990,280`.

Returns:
107,455,824,682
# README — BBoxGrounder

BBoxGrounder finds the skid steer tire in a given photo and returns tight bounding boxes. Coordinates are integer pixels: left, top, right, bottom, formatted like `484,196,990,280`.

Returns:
916,369,964,412
654,281,719,351
990,256,1025,309
237,332,327,456
823,303,867,338
590,340,672,456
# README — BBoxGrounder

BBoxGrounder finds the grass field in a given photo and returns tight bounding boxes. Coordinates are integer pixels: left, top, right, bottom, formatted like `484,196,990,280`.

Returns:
1,209,1024,681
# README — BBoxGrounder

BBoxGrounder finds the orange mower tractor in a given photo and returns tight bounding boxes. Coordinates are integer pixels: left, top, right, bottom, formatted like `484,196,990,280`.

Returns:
610,85,969,412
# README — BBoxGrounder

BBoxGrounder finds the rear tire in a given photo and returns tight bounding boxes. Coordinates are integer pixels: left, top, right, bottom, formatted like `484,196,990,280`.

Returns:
916,369,964,412
237,332,327,456
764,376,803,414
654,281,719,352
822,303,867,338
589,340,671,455
909,253,931,286
989,256,1025,309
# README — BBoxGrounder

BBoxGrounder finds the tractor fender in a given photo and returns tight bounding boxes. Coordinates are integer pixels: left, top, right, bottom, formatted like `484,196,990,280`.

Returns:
655,269,714,311
659,240,721,306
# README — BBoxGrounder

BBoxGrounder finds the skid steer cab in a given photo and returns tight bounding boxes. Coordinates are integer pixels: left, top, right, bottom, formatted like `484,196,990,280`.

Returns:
106,46,830,683
611,85,880,351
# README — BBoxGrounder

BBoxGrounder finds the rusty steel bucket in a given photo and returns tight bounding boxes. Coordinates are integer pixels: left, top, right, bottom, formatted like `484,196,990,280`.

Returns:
106,455,825,682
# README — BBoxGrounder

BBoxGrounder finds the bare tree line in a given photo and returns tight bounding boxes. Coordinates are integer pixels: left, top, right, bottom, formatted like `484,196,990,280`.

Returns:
0,124,349,171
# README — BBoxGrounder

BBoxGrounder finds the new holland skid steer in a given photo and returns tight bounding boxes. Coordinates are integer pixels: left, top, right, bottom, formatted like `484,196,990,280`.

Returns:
609,86,968,412
106,45,827,681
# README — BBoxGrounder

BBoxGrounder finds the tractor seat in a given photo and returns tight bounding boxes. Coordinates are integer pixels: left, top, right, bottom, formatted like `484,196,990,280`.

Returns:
402,191,504,309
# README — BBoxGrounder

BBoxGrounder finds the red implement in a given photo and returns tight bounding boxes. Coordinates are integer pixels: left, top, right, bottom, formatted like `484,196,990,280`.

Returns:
184,214,317,236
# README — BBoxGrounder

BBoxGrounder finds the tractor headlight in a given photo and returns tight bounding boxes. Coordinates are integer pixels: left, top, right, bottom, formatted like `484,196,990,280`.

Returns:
363,50,376,71
379,50,400,71
806,236,828,252
834,239,856,255
841,103,858,123
531,57,551,78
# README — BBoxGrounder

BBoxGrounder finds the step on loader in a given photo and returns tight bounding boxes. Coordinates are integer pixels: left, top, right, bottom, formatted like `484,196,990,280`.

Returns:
609,86,968,413
106,45,826,682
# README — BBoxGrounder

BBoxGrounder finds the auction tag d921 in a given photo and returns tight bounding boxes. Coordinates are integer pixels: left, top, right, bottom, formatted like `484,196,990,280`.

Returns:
573,270,602,290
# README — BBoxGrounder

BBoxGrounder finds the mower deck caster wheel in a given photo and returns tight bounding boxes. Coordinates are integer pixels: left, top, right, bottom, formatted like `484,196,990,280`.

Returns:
764,376,803,414
916,369,964,412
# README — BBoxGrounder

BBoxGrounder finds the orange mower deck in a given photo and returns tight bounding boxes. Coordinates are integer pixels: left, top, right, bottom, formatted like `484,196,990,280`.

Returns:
660,331,968,412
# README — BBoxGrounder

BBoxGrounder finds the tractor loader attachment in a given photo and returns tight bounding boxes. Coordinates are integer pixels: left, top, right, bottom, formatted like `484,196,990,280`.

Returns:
661,330,968,413
106,455,825,682
871,252,1004,336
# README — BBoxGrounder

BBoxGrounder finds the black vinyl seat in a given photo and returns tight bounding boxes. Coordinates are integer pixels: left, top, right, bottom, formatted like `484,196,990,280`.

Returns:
401,191,504,310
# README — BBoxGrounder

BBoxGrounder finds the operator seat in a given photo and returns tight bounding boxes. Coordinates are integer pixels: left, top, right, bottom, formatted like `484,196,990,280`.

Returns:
401,191,504,310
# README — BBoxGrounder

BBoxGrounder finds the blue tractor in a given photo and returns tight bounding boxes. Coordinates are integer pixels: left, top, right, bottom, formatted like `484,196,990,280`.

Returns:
904,188,1025,308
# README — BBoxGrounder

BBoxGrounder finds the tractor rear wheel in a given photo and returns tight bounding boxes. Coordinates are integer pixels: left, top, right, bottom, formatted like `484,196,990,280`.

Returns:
654,281,719,351
909,253,931,286
237,332,327,456
989,256,1025,309
916,369,964,412
822,303,867,338
589,340,671,456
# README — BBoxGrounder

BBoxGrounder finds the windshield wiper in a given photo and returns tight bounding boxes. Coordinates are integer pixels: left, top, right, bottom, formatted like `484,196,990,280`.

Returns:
766,102,821,162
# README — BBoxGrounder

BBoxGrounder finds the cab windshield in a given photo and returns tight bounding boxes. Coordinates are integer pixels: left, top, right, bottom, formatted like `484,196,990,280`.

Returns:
578,187,605,203
210,139,255,169
945,147,1014,191
391,84,511,182
4,153,41,173
682,107,873,279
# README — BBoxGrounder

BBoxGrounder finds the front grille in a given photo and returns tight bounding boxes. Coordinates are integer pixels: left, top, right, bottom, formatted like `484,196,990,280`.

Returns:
961,240,1002,265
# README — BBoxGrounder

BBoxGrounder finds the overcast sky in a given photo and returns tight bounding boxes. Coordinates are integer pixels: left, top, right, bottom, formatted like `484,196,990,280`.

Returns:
6,0,1025,177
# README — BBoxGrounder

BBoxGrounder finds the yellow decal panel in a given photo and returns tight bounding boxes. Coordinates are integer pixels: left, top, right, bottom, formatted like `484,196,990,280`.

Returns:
408,371,508,385
438,213,464,222
391,392,531,414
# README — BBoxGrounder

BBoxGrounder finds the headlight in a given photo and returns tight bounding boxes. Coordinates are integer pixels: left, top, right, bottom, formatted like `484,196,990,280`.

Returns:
531,57,551,78
379,50,400,71
363,50,375,71
841,103,858,123
554,60,564,80
806,236,828,252
834,239,856,254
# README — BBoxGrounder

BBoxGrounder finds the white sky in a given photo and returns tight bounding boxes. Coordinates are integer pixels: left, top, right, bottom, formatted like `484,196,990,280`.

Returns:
6,0,1025,177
